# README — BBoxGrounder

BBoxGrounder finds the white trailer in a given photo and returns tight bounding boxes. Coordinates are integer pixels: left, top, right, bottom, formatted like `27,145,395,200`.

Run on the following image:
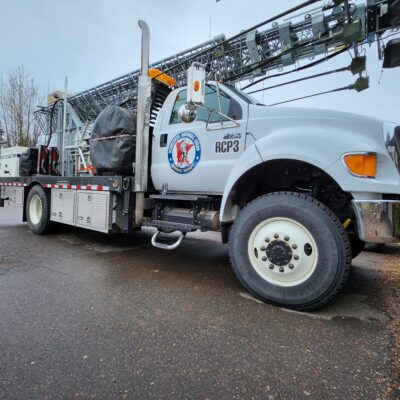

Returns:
0,146,29,178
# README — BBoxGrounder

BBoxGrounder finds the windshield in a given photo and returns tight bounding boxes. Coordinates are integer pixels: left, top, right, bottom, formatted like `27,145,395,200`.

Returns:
222,83,264,105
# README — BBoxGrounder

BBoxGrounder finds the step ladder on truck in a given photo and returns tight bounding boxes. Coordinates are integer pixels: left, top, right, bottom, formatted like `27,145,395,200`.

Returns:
1,0,400,310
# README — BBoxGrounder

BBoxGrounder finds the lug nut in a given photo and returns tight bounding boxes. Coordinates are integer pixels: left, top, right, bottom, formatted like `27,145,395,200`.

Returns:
284,236,290,242
289,263,295,269
274,233,279,239
262,256,267,262
279,267,285,273
292,244,298,250
260,246,266,251
269,264,275,270
265,238,270,243
294,255,300,260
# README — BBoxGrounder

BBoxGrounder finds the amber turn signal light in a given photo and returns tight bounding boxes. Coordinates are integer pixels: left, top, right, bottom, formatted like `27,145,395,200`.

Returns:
343,153,377,178
148,69,177,87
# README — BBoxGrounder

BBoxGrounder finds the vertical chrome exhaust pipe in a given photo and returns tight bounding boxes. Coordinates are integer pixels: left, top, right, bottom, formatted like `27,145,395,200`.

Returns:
135,20,152,225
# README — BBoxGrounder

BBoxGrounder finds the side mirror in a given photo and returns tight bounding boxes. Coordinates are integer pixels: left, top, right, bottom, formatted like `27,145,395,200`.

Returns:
178,104,197,123
187,63,206,105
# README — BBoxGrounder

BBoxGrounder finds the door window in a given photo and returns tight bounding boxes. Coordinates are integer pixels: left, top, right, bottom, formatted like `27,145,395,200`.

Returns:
169,85,242,125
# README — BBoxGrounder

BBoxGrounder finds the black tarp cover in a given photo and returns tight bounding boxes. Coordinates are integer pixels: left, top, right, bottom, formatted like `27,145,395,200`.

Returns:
90,106,136,176
19,148,38,176
389,0,400,26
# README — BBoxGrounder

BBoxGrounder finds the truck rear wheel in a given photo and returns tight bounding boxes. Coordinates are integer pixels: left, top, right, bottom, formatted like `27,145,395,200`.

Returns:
229,192,351,311
26,185,54,235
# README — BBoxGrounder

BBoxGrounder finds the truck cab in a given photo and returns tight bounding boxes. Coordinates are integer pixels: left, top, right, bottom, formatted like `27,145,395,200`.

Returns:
151,77,400,231
152,83,254,194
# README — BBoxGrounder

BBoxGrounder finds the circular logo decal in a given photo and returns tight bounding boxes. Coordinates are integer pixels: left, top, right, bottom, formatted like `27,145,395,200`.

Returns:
168,132,201,174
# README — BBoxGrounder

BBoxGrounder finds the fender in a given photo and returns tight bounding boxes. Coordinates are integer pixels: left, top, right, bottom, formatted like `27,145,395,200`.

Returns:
220,143,263,223
220,127,400,223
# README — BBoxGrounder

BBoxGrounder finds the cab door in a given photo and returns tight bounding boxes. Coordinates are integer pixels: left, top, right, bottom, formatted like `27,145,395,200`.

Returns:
151,84,248,194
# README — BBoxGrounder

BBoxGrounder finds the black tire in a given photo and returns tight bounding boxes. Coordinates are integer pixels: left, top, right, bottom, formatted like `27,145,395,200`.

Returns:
26,185,54,235
229,192,351,311
349,235,366,259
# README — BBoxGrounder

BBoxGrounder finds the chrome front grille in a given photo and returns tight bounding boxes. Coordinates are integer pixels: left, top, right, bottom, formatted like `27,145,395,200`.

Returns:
394,127,400,172
384,123,400,173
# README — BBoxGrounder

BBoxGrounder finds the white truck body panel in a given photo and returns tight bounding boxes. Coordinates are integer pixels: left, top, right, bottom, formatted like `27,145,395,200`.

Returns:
248,105,400,195
76,190,110,233
1,186,24,207
0,147,29,178
51,189,77,226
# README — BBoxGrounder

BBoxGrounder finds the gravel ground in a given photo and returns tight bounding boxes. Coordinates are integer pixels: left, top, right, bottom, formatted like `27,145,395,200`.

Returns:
377,246,400,398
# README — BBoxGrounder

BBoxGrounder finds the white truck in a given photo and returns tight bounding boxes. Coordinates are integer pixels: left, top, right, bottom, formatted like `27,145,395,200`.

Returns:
1,0,400,310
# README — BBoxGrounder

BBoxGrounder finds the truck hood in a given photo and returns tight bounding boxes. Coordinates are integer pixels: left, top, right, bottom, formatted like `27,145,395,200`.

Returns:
247,105,384,143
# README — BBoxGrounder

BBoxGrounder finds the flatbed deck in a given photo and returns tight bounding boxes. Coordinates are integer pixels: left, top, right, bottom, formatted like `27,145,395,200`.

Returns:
0,175,135,193
0,175,137,233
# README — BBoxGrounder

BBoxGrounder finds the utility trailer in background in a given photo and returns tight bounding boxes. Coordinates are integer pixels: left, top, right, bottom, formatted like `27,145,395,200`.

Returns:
0,146,29,178
1,0,400,310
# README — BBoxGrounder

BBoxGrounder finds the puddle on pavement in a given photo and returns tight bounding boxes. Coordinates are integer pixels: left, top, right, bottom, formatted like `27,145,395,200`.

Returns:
282,294,390,324
56,233,149,253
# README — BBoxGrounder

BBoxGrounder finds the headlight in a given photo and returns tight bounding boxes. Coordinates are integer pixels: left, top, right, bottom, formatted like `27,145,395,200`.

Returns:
383,122,400,173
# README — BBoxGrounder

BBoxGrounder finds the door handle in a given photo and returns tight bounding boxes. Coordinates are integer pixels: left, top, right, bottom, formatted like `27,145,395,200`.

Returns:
160,134,168,148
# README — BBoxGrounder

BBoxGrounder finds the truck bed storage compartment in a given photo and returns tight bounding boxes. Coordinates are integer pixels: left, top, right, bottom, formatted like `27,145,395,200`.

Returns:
76,190,111,233
2,187,24,206
90,106,136,176
51,189,76,226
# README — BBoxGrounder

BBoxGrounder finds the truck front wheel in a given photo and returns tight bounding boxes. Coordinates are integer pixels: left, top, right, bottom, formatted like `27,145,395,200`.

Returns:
229,192,351,311
26,185,54,235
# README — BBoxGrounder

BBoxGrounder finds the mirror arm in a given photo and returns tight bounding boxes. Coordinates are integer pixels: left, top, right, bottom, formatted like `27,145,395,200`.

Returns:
194,104,241,131
215,81,224,127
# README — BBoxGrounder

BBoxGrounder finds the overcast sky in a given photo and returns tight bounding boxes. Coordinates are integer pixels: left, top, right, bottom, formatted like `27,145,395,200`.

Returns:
1,0,399,122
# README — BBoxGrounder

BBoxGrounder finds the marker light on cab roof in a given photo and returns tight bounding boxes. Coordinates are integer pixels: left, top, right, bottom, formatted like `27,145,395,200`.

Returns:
148,69,176,87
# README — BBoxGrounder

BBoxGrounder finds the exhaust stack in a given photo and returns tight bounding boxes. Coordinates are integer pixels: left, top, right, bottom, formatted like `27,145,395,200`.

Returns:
135,20,152,225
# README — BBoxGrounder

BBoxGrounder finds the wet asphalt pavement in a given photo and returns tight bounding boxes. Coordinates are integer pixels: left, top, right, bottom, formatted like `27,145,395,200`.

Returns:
0,206,399,400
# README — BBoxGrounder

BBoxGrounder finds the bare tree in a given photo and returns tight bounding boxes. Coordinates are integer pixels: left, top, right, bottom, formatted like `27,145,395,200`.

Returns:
0,66,41,147
0,124,4,144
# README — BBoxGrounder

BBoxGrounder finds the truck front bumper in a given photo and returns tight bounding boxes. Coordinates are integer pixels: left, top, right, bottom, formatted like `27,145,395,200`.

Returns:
352,200,400,244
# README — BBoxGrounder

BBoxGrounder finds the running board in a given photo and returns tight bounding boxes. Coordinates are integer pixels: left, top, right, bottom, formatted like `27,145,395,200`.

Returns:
151,231,186,251
143,219,200,233
144,219,200,251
